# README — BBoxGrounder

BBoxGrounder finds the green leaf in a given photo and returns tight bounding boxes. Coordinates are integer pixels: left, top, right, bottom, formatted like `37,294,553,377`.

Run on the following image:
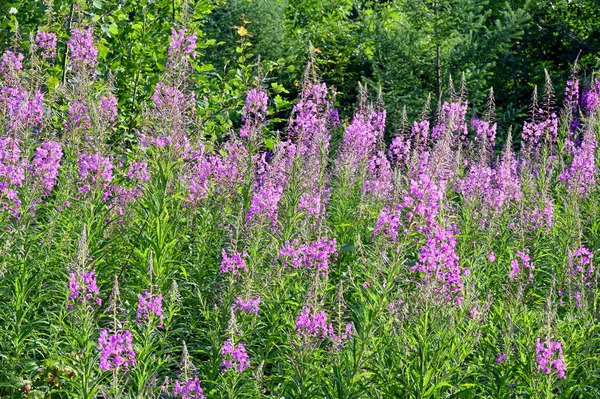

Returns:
271,82,289,94
97,41,109,59
109,23,118,36
264,138,275,150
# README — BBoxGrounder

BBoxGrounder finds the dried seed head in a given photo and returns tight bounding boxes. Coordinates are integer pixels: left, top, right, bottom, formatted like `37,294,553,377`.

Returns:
179,341,196,379
147,248,154,280
76,224,89,271
169,279,182,306
459,72,468,104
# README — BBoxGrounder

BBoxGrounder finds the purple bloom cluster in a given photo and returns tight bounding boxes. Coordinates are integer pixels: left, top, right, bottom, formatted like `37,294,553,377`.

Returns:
136,291,164,327
278,237,337,275
431,122,445,142
373,207,402,242
295,310,352,347
142,82,195,151
240,88,268,140
183,140,250,204
388,135,411,167
370,108,386,137
68,269,101,310
31,141,62,193
174,376,205,399
374,154,442,241
295,307,333,339
77,152,114,196
522,113,558,153
27,90,44,127
495,353,507,364
68,28,98,71
456,163,494,204
151,82,192,115
564,78,579,110
569,118,581,135
126,161,150,183
336,322,355,344
245,143,295,225
559,128,597,198
327,106,340,127
65,100,91,133
252,152,270,185
570,248,594,281
184,147,212,204
404,157,445,226
566,247,595,307
290,82,330,143
494,145,522,206
220,341,250,373
98,329,136,371
471,119,497,154
0,87,44,130
168,28,197,64
210,140,247,194
107,161,150,220
523,197,554,233
573,290,582,307
152,80,194,115
0,137,25,213
268,140,297,188
34,30,58,59
0,51,24,83
411,120,430,148
287,83,335,222
298,188,330,218
435,101,468,142
99,95,118,125
508,250,534,282
411,226,467,305
362,151,393,201
246,184,283,226
456,142,522,224
337,111,379,172
535,338,566,379
233,296,260,315
0,86,26,118
220,249,248,276
581,78,599,114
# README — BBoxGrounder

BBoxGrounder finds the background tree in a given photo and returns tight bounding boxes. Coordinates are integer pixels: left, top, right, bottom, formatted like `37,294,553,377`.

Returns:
2,0,599,141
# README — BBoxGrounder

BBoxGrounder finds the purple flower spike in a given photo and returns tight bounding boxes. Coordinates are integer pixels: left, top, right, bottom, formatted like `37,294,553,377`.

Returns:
67,269,101,309
220,249,248,276
535,338,566,379
136,291,164,327
68,28,98,71
296,307,334,339
233,296,260,315
220,341,249,373
174,376,205,399
35,31,58,59
279,237,337,276
98,329,136,371
168,28,197,64
31,141,62,194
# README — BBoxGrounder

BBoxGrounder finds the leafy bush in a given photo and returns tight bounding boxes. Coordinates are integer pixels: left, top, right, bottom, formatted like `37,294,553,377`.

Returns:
1,17,600,399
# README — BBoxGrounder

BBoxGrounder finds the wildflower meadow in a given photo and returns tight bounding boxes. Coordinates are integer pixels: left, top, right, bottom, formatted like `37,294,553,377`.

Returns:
1,5,600,399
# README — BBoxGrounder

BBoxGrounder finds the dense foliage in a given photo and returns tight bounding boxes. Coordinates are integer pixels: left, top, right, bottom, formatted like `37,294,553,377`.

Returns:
1,5,600,399
2,0,600,135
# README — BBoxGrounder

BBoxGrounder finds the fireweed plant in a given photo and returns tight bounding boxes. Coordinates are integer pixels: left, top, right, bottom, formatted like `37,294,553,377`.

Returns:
0,24,600,399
